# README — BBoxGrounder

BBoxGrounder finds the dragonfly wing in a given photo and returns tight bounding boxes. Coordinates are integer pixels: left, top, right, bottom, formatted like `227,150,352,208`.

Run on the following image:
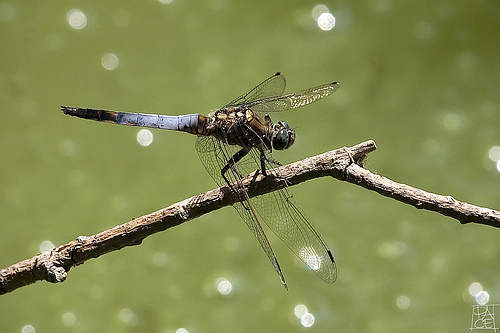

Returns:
232,193,288,287
286,81,340,109
195,136,288,287
224,72,286,107
252,151,337,283
196,135,337,284
248,81,340,113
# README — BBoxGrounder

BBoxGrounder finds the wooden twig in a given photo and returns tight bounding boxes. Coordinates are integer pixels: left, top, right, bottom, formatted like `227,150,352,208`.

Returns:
0,140,497,295
345,165,500,228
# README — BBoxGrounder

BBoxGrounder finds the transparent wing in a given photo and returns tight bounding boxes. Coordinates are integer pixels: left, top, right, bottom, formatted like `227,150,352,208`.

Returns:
247,81,340,113
251,150,337,284
195,135,337,285
196,135,287,287
225,72,286,107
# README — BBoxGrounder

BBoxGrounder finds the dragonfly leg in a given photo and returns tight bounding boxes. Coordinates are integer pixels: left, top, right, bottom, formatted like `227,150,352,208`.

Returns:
259,151,282,177
221,148,253,211
221,148,250,188
258,150,292,186
341,146,355,180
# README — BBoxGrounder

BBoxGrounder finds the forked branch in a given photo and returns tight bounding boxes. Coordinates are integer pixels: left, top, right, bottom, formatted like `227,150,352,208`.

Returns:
0,140,498,295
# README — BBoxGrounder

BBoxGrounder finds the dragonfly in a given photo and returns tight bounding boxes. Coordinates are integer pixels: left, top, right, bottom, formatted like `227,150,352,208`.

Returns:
61,72,340,288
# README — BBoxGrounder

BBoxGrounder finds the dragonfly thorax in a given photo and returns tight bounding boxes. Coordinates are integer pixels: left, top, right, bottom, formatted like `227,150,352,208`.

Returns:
270,121,295,150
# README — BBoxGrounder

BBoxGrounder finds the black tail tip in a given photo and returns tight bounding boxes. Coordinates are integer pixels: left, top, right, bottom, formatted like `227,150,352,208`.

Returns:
61,106,71,114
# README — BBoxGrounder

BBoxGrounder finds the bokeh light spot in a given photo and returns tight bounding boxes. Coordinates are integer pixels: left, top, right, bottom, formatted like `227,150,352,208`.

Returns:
312,4,335,31
59,140,77,157
396,295,411,309
22,325,35,333
216,277,233,295
414,21,435,40
67,9,87,30
443,112,463,131
101,53,119,70
456,52,478,72
488,146,500,162
152,252,168,267
0,3,15,21
40,240,55,252
378,240,407,258
119,308,139,327
469,282,483,296
301,313,315,327
318,12,335,30
137,129,153,146
312,4,329,20
294,304,308,318
61,312,76,326
476,291,490,305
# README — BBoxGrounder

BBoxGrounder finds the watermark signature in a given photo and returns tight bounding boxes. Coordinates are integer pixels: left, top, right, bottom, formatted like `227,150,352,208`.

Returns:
471,304,499,332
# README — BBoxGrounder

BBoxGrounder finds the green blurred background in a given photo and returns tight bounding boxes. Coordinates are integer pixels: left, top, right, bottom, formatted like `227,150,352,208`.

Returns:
1,1,499,332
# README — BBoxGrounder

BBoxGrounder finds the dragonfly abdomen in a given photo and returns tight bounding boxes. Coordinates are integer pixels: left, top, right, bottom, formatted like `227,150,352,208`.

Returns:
61,106,202,134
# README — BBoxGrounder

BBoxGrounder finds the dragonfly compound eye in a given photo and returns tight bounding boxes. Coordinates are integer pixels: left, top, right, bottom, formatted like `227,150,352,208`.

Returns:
272,121,295,150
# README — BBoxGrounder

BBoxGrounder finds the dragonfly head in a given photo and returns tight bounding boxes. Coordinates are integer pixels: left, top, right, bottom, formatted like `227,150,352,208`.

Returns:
271,121,295,150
